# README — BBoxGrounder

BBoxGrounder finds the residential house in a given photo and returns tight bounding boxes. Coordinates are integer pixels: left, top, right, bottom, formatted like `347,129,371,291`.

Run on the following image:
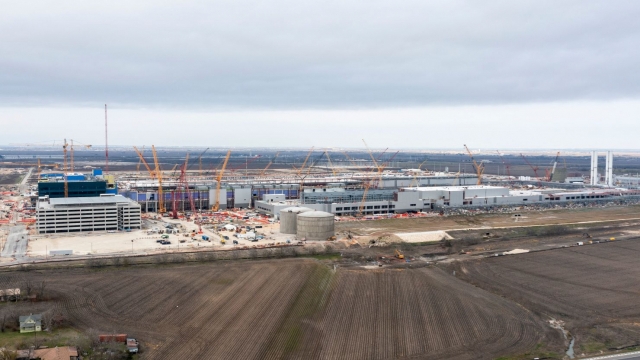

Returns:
19,314,42,333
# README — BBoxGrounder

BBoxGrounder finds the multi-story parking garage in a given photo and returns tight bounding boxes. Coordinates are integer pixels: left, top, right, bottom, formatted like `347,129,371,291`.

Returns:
36,195,141,234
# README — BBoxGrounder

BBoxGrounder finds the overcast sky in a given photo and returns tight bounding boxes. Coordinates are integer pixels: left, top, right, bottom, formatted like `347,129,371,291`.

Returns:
1,1,640,149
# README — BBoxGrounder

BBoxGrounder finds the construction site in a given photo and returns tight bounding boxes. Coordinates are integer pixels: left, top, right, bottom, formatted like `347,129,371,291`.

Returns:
2,138,640,359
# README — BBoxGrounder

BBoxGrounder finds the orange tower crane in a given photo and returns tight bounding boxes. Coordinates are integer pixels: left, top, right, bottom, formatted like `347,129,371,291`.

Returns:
151,145,165,213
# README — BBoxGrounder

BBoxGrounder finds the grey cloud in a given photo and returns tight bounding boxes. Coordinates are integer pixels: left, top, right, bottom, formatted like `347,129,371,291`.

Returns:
1,0,640,108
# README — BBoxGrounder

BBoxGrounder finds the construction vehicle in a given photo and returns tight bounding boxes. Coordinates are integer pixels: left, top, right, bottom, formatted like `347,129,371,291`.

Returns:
220,238,226,244
395,249,405,259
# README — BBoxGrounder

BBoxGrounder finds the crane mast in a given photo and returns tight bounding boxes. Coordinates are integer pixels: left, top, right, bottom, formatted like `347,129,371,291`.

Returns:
260,152,280,176
62,139,69,198
151,145,165,213
463,144,484,185
213,150,231,212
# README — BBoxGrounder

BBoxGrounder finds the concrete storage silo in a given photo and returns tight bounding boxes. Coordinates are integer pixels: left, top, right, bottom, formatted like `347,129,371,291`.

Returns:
279,207,313,234
296,211,335,240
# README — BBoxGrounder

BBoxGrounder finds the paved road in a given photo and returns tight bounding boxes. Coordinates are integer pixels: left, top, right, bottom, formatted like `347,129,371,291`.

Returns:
1,225,28,259
582,351,640,360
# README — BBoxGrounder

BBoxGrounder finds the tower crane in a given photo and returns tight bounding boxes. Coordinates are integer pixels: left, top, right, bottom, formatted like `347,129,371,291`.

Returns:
133,146,154,178
409,158,428,187
496,150,513,184
362,139,380,171
136,145,146,176
212,150,231,212
151,145,165,213
260,152,280,176
324,151,338,176
61,139,69,198
463,144,484,185
548,152,561,181
69,140,92,172
520,153,543,186
296,147,315,177
194,148,209,178
340,151,357,167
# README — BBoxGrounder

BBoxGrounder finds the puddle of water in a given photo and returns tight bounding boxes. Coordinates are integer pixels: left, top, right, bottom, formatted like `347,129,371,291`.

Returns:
549,318,574,359
567,337,575,359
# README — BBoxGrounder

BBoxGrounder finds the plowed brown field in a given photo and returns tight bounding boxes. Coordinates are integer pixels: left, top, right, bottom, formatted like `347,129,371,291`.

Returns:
0,259,562,359
454,239,640,355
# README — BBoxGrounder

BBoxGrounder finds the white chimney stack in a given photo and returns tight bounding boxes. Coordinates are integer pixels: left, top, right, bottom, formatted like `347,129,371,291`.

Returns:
590,151,598,186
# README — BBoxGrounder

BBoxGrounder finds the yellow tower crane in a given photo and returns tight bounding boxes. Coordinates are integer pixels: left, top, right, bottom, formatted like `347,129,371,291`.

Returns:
133,146,154,178
296,147,315,177
463,144,484,185
69,140,92,172
212,150,231,212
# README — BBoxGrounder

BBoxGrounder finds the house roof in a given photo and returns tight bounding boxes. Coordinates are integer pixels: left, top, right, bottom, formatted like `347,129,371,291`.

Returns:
33,346,78,360
19,314,42,323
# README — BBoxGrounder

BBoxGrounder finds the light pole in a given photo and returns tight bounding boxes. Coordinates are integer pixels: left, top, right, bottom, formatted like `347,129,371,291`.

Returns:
131,240,134,254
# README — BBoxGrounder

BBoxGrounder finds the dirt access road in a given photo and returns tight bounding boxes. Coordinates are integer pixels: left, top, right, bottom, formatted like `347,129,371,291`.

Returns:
337,205,640,236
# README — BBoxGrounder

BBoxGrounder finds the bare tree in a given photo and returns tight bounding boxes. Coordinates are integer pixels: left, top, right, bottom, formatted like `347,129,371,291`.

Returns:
0,313,7,333
23,280,33,297
41,310,53,331
37,281,46,300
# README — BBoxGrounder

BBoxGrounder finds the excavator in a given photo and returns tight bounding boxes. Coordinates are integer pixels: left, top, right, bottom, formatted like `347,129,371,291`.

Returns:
395,249,405,259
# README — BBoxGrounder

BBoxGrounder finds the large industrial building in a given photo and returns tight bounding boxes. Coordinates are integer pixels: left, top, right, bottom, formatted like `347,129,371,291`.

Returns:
118,173,479,212
36,195,141,234
254,184,640,217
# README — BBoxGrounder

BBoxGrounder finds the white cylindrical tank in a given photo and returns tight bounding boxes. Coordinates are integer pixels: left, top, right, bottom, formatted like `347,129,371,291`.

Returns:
296,211,335,240
279,207,313,234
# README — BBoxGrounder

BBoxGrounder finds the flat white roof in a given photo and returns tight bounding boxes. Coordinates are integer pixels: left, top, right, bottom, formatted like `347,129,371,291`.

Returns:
403,185,506,191
38,195,136,209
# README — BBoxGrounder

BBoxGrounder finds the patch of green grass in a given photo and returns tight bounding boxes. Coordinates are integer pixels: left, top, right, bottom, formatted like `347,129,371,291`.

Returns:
0,328,83,349
579,341,607,354
306,253,341,261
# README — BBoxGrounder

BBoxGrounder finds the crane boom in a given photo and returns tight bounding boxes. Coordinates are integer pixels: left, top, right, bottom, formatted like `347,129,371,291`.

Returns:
296,147,315,177
520,153,543,186
464,144,484,185
260,152,280,176
341,151,357,167
549,151,561,181
151,145,165,213
324,151,337,176
133,146,154,178
362,139,380,170
62,139,69,197
213,150,231,211
496,150,513,184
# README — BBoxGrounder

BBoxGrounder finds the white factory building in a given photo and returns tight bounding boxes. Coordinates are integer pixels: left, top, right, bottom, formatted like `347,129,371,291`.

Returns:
36,195,141,234
254,185,640,217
